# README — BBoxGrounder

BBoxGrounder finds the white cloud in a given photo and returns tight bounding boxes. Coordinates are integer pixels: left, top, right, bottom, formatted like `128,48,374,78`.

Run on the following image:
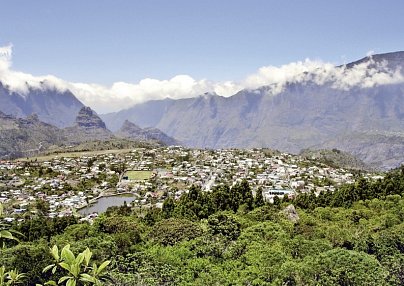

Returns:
68,76,215,112
0,45,70,94
366,50,375,57
0,44,403,113
241,58,404,95
0,44,12,71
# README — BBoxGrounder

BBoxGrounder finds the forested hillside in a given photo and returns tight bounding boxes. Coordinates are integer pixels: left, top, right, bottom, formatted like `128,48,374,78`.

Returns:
1,166,404,285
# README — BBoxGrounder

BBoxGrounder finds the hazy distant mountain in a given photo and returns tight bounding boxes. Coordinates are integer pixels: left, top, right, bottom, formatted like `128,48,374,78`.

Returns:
116,120,180,146
102,52,404,169
0,82,84,128
101,98,174,131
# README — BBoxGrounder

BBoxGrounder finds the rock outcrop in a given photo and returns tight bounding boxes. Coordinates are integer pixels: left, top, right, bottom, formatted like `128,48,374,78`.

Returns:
116,120,180,146
65,107,113,143
281,205,300,223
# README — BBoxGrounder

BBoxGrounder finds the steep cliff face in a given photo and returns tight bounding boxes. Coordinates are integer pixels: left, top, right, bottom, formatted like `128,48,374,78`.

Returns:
65,107,113,143
74,107,107,129
102,52,404,169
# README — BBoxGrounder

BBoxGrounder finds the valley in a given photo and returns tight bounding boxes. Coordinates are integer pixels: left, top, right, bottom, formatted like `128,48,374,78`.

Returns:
2,2,404,285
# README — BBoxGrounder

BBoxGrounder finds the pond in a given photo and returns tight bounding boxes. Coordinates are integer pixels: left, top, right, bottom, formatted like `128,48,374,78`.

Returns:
78,194,135,215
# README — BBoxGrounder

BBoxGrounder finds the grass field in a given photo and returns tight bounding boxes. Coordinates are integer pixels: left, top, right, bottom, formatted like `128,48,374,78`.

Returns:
125,170,153,181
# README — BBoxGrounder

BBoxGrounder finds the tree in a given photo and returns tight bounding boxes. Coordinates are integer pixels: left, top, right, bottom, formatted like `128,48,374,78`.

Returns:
35,199,50,217
273,196,281,207
150,218,203,246
175,185,214,220
211,185,231,212
162,197,175,219
239,179,254,211
0,243,53,284
229,180,253,212
254,187,265,208
381,254,404,285
208,213,241,241
299,249,388,286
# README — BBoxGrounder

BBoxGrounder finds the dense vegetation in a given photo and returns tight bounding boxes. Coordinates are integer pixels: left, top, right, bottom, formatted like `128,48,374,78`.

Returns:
1,166,404,285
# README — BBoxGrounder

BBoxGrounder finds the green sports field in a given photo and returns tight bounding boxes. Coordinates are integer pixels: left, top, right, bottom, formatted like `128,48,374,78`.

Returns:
124,170,153,181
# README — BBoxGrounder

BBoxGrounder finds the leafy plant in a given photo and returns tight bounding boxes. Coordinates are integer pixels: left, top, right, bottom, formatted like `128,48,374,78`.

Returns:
41,245,111,286
0,229,19,248
0,266,25,286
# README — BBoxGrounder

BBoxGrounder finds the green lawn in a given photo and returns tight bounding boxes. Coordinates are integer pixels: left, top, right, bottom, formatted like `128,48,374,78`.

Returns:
124,170,153,181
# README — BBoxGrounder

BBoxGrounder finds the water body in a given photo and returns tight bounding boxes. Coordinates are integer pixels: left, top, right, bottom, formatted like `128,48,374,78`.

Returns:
78,194,135,215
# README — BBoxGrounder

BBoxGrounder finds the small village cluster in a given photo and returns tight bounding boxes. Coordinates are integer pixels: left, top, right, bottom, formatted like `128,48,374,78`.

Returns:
0,147,382,222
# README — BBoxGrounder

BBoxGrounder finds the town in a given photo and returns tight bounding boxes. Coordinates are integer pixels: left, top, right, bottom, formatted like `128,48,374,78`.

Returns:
0,147,382,222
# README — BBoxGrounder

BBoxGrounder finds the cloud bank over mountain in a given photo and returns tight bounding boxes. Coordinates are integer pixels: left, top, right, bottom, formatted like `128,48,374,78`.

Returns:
0,44,403,113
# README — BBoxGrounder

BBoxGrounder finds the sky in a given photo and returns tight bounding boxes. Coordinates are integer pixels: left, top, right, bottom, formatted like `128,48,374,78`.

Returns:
1,0,404,112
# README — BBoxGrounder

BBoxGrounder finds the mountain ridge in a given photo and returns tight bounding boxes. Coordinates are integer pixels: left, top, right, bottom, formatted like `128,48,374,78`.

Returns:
101,51,404,169
1,51,403,169
0,82,84,128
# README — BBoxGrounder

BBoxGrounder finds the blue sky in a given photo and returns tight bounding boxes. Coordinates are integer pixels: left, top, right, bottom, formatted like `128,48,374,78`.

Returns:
1,0,404,112
1,0,404,85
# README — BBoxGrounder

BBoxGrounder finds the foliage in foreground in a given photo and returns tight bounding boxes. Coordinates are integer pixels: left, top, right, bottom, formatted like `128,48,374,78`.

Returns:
0,166,403,285
40,244,111,286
